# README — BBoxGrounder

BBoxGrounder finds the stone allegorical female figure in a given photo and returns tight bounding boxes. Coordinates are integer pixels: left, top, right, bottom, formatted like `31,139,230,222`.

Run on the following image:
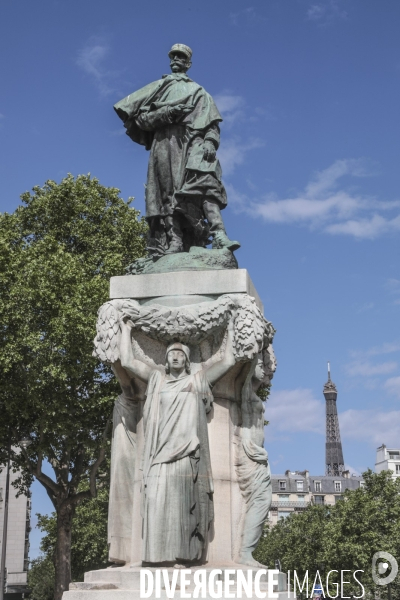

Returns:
119,315,236,565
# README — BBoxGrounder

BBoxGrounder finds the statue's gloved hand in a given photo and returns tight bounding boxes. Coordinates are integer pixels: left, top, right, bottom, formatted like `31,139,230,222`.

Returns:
202,140,216,162
170,103,194,121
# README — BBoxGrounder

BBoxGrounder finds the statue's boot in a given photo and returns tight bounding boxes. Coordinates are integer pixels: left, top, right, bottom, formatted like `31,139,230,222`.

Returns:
212,230,241,251
203,200,241,251
165,216,184,254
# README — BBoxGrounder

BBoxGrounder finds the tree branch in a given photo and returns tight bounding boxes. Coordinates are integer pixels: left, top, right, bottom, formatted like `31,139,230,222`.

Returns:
19,444,60,503
69,443,86,492
89,417,111,498
59,416,112,511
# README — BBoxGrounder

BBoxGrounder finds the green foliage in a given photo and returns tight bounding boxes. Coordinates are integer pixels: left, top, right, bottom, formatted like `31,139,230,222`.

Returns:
37,486,109,582
27,556,55,600
256,385,269,402
0,174,147,594
254,470,400,598
0,174,147,491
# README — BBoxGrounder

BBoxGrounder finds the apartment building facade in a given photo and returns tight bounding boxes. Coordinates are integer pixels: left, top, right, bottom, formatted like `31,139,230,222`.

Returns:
375,444,400,480
0,465,30,598
268,470,364,526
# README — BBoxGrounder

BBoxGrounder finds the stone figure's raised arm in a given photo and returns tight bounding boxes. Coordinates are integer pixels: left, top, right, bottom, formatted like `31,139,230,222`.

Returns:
206,316,236,386
111,359,138,400
119,317,152,383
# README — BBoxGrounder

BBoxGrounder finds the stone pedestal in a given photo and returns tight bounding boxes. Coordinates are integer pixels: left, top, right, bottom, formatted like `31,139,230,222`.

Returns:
63,269,279,599
64,566,292,599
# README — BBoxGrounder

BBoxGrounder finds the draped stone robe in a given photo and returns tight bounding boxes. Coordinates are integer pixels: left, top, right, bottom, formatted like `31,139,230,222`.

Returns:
141,369,214,563
108,394,138,564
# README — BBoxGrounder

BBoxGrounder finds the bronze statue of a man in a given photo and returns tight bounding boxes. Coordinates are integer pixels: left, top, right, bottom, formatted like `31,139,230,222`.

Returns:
114,43,240,255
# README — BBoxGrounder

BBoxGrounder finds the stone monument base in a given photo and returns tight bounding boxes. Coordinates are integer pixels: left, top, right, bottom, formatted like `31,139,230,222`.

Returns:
64,566,294,599
81,268,279,600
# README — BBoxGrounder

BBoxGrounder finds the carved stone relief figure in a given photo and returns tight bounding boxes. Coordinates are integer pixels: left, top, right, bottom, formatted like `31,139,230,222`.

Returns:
93,294,276,566
115,315,236,565
234,354,274,566
107,362,138,564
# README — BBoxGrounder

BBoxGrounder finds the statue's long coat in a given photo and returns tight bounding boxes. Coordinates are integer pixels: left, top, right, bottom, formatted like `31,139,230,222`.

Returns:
114,73,227,220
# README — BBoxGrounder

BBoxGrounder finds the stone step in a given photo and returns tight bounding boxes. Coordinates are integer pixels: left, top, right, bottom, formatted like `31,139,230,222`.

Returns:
83,566,287,592
64,591,295,600
69,583,119,590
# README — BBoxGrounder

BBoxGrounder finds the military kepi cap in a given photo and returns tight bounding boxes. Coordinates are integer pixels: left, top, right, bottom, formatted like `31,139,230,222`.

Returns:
168,44,193,60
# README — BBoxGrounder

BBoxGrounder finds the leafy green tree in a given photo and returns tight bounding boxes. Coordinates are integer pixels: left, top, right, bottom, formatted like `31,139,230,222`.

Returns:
28,556,55,600
254,504,330,589
36,486,109,582
0,174,147,599
255,470,400,598
323,470,400,598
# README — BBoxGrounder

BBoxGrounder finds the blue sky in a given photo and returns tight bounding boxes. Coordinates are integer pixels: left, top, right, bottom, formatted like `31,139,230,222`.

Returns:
2,0,400,557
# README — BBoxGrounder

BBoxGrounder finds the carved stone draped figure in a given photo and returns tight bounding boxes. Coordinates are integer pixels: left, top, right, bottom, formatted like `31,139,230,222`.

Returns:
234,356,273,566
141,367,214,563
93,291,276,567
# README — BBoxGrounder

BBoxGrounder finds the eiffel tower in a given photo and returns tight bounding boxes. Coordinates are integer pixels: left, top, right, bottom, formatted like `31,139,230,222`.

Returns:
324,363,345,476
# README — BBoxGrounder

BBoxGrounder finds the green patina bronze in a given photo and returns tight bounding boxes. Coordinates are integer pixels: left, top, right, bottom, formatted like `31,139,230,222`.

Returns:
114,43,240,273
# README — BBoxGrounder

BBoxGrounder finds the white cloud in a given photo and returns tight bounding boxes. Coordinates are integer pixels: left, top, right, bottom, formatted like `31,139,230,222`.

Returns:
266,388,325,436
228,159,400,239
77,38,117,96
385,279,400,305
307,1,347,25
386,279,400,291
229,7,257,26
265,386,400,449
384,376,400,399
340,409,400,447
214,92,245,127
357,302,374,313
345,343,400,391
218,138,264,177
214,93,244,115
344,463,362,476
326,214,400,238
365,341,400,357
346,360,398,377
349,341,400,361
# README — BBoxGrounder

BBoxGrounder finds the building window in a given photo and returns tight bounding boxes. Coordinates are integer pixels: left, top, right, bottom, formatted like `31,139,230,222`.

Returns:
360,481,365,488
334,481,341,492
279,480,286,491
314,495,324,505
335,495,344,503
296,480,304,492
389,452,400,460
278,511,291,519
315,481,321,492
297,495,305,502
278,494,289,502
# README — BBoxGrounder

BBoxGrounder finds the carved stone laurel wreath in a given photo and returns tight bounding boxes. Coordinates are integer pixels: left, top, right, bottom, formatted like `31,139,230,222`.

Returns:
93,293,276,373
